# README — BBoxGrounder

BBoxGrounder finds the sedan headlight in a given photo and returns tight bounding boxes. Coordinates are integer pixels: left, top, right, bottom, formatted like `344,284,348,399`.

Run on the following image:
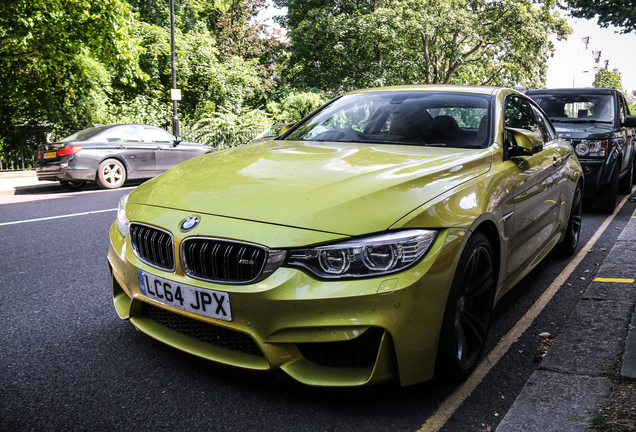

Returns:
575,140,607,157
286,230,437,279
116,193,130,237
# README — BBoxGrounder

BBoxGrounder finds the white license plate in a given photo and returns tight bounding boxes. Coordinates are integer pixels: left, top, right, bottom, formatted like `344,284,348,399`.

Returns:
137,270,232,321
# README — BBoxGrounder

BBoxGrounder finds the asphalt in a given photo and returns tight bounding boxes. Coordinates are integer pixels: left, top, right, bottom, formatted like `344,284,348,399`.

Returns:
1,170,635,431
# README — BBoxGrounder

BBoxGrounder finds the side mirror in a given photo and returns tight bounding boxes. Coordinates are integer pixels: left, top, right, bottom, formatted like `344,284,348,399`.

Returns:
278,122,296,136
622,115,636,128
505,127,543,157
172,137,182,147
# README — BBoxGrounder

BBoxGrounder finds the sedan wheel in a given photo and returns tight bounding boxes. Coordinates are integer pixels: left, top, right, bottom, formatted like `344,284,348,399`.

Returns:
96,159,127,189
436,232,495,382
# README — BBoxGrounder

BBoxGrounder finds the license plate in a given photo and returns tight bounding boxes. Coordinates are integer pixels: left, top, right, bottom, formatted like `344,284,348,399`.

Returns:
44,152,56,159
137,270,232,321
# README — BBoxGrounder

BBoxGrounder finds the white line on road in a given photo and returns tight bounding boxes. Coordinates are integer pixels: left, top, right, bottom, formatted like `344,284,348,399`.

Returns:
0,208,116,226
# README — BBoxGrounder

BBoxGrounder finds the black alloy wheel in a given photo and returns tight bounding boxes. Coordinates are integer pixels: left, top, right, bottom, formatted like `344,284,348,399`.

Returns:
558,184,583,256
435,232,495,382
59,180,86,191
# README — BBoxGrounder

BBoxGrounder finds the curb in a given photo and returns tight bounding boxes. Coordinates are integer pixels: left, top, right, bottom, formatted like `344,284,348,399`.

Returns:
0,170,36,179
497,207,636,431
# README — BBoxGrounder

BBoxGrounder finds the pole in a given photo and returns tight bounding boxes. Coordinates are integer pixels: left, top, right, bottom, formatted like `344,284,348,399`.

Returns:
169,0,179,139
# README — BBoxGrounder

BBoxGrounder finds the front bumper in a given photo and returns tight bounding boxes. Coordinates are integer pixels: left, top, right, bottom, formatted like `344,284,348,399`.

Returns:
107,211,464,387
577,159,605,197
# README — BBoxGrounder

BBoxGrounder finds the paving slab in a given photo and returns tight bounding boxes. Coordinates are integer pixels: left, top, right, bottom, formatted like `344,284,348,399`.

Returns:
622,306,636,379
539,299,632,376
496,370,612,432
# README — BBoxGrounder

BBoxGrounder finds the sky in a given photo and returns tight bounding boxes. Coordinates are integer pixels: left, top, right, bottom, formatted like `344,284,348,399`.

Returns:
546,16,636,92
257,3,636,93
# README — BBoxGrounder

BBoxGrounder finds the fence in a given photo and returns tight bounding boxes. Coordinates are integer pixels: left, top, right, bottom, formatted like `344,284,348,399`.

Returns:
0,127,261,171
0,128,78,171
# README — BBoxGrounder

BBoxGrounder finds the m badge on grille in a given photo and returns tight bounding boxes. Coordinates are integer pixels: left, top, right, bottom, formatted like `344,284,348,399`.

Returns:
180,216,200,232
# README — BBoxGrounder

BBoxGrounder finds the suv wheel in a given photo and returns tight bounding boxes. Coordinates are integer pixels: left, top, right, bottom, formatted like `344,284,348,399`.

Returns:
593,166,619,213
619,158,635,195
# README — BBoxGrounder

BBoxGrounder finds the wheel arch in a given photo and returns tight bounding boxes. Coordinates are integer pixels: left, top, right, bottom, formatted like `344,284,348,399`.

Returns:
97,154,130,174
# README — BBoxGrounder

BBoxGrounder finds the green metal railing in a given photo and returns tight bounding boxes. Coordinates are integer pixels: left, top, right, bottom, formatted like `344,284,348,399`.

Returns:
0,127,261,171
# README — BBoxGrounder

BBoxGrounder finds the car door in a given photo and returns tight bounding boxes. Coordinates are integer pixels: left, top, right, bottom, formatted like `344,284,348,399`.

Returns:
145,126,196,172
105,126,157,176
504,96,564,276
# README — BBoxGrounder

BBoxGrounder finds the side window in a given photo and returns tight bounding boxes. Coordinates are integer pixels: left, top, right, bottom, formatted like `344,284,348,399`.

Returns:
143,127,175,143
619,95,628,122
505,96,545,140
106,126,143,143
531,105,557,142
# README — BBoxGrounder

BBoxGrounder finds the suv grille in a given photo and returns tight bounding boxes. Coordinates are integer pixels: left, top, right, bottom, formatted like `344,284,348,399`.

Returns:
297,328,384,368
143,303,263,357
181,238,268,284
130,223,175,271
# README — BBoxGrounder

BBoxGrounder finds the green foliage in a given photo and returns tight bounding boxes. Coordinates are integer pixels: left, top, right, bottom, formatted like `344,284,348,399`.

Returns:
0,0,144,128
276,0,570,91
266,90,330,122
591,69,636,114
592,68,622,89
563,0,636,33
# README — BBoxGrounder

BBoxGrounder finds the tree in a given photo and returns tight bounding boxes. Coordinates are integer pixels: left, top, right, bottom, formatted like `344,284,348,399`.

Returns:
275,0,570,92
562,0,636,34
592,68,622,89
0,0,143,128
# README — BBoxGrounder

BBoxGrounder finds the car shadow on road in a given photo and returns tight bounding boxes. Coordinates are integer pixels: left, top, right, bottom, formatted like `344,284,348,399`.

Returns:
13,179,147,195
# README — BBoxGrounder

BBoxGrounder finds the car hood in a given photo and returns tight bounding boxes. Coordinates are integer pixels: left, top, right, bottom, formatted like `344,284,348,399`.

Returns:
551,122,614,139
130,140,492,236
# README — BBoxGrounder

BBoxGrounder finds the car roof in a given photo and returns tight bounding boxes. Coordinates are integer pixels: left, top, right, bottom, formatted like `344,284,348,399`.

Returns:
526,88,617,95
343,85,509,97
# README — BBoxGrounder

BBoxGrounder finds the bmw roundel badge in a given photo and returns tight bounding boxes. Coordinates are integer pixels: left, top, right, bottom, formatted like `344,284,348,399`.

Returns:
179,216,200,232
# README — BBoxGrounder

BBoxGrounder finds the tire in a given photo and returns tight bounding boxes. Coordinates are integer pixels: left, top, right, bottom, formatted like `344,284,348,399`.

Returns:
59,180,86,191
558,183,582,256
618,158,634,195
95,159,126,189
592,165,619,213
435,232,495,383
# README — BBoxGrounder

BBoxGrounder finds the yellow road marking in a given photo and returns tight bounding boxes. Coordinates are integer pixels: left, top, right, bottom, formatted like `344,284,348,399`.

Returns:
594,278,635,283
418,193,632,432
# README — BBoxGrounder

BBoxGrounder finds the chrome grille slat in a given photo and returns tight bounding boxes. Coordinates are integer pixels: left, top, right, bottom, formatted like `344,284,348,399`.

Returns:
181,238,269,284
129,223,175,271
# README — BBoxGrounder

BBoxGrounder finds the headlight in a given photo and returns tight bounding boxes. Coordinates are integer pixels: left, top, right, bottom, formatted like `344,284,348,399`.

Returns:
116,193,130,237
575,140,607,157
286,230,437,279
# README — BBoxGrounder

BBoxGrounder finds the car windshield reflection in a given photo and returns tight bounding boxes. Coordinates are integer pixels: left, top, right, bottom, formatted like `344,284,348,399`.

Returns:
284,92,492,149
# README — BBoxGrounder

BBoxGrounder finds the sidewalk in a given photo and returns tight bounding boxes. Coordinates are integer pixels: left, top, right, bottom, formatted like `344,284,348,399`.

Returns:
0,170,58,196
497,205,636,431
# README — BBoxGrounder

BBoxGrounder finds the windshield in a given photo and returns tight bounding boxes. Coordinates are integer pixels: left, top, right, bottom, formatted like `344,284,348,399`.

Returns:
61,125,112,142
531,94,614,123
284,92,492,148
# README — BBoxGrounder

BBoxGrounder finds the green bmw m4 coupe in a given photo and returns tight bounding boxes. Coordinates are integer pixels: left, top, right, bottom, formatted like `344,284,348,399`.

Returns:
107,85,583,387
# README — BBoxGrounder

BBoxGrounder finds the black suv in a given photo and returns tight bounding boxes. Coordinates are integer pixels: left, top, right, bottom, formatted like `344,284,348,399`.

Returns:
527,88,636,213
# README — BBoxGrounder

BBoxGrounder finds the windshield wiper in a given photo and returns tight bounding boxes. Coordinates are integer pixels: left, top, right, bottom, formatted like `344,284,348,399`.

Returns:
551,119,612,124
